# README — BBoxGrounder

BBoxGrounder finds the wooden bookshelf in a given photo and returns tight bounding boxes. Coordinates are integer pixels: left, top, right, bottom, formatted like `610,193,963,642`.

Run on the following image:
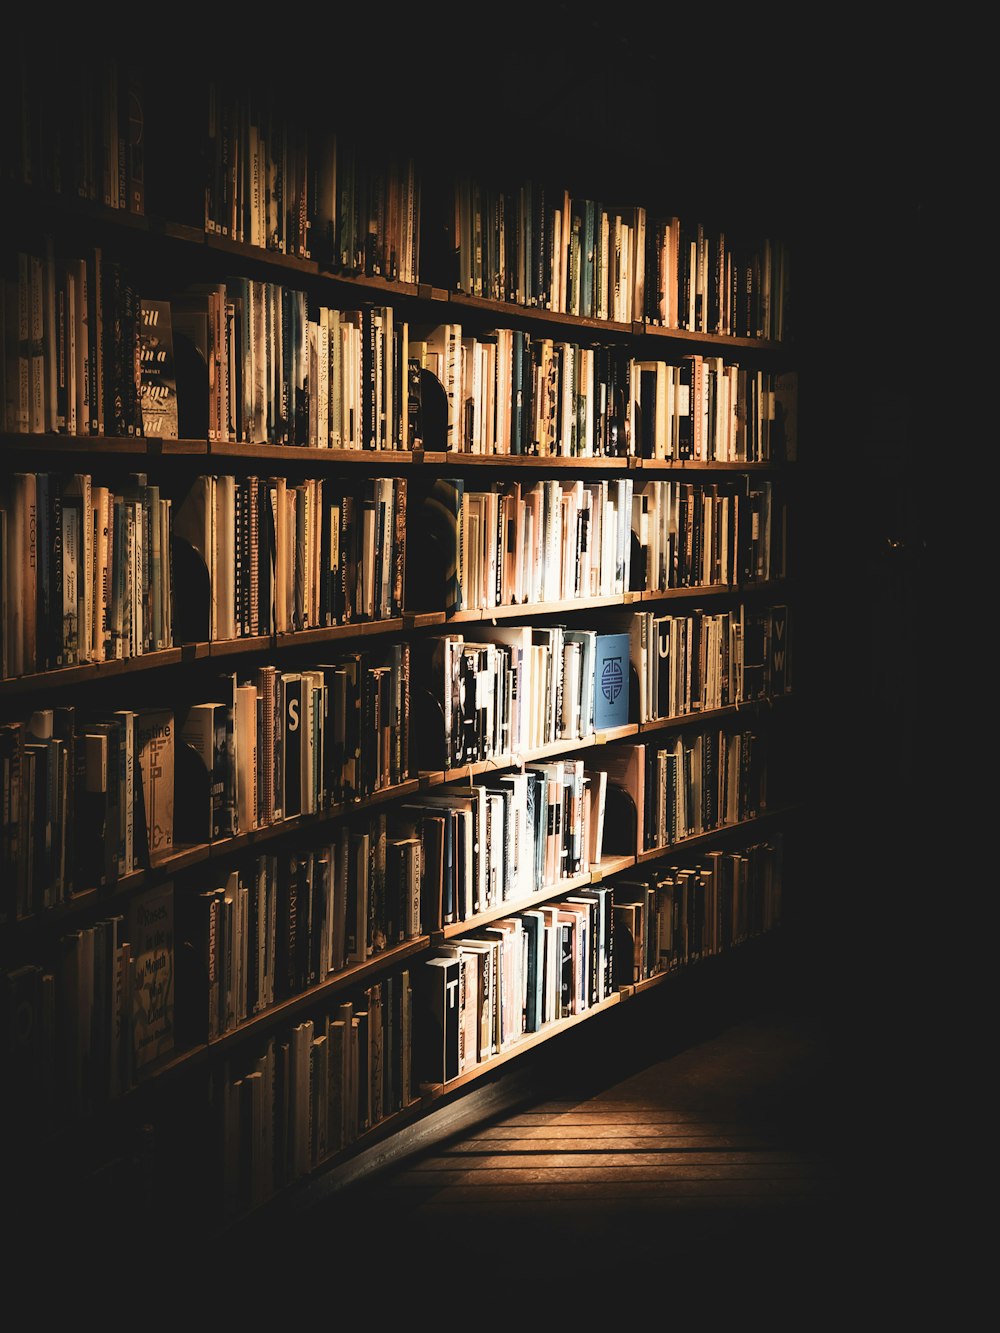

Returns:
1,39,800,1241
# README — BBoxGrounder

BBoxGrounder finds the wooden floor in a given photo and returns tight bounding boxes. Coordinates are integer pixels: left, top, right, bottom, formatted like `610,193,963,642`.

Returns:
36,933,944,1317
224,945,930,1317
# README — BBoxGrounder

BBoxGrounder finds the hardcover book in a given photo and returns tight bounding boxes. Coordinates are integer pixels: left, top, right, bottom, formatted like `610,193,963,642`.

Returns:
177,701,227,843
138,299,178,438
592,632,631,731
136,707,174,862
421,954,461,1084
126,879,175,1069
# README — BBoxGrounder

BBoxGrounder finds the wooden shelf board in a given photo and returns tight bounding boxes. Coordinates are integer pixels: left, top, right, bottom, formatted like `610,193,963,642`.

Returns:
204,231,320,275
208,443,419,464
635,807,796,863
419,452,628,470
639,705,737,734
641,324,786,352
0,645,183,695
631,458,788,471
442,592,627,624
591,853,636,880
274,618,403,648
419,991,623,1099
446,291,634,337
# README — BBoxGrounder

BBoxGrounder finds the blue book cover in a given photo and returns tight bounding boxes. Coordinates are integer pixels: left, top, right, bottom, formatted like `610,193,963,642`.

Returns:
593,632,630,730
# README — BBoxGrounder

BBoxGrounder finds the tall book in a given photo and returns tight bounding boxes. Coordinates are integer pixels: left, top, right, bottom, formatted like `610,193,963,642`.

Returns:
138,299,179,438
421,954,461,1085
592,631,631,731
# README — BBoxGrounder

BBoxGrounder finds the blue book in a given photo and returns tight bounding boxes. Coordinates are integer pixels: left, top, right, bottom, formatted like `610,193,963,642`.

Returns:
593,632,630,730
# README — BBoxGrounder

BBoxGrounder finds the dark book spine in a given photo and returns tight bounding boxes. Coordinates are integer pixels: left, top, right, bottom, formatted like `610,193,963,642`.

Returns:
703,728,718,830
258,480,273,635
276,854,299,999
124,276,141,435
34,473,50,672
339,492,353,622
283,677,302,819
319,484,332,627
362,304,376,450
234,479,245,638
105,260,125,436
360,666,377,797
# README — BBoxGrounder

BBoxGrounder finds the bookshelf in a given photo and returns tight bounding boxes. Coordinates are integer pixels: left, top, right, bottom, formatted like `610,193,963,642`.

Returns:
1,37,802,1248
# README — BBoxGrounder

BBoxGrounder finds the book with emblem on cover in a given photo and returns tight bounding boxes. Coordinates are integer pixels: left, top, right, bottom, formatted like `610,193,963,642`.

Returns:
592,631,631,730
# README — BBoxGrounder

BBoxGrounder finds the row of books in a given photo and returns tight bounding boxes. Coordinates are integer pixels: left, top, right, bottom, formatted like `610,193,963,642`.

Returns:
612,836,784,985
164,744,613,1054
144,285,411,451
0,704,173,920
1,608,782,918
1,470,172,679
177,814,421,1044
412,595,789,774
172,751,613,1041
412,324,634,458
1,880,173,1135
641,216,793,342
214,972,413,1220
204,81,421,282
597,727,768,855
0,463,408,681
4,52,792,341
203,83,311,260
630,475,788,591
412,473,788,620
411,475,633,615
629,602,791,722
2,244,797,454
0,646,411,920
412,624,632,770
447,177,793,341
0,881,413,1193
3,48,144,212
0,248,416,453
410,322,799,463
176,650,411,846
3,815,421,1141
1,827,782,1140
171,472,406,642
393,757,611,932
312,134,421,283
2,242,145,438
3,714,768,1119
418,826,784,1089
0,464,786,683
632,357,797,463
3,612,781,921
450,176,647,323
418,882,616,1084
